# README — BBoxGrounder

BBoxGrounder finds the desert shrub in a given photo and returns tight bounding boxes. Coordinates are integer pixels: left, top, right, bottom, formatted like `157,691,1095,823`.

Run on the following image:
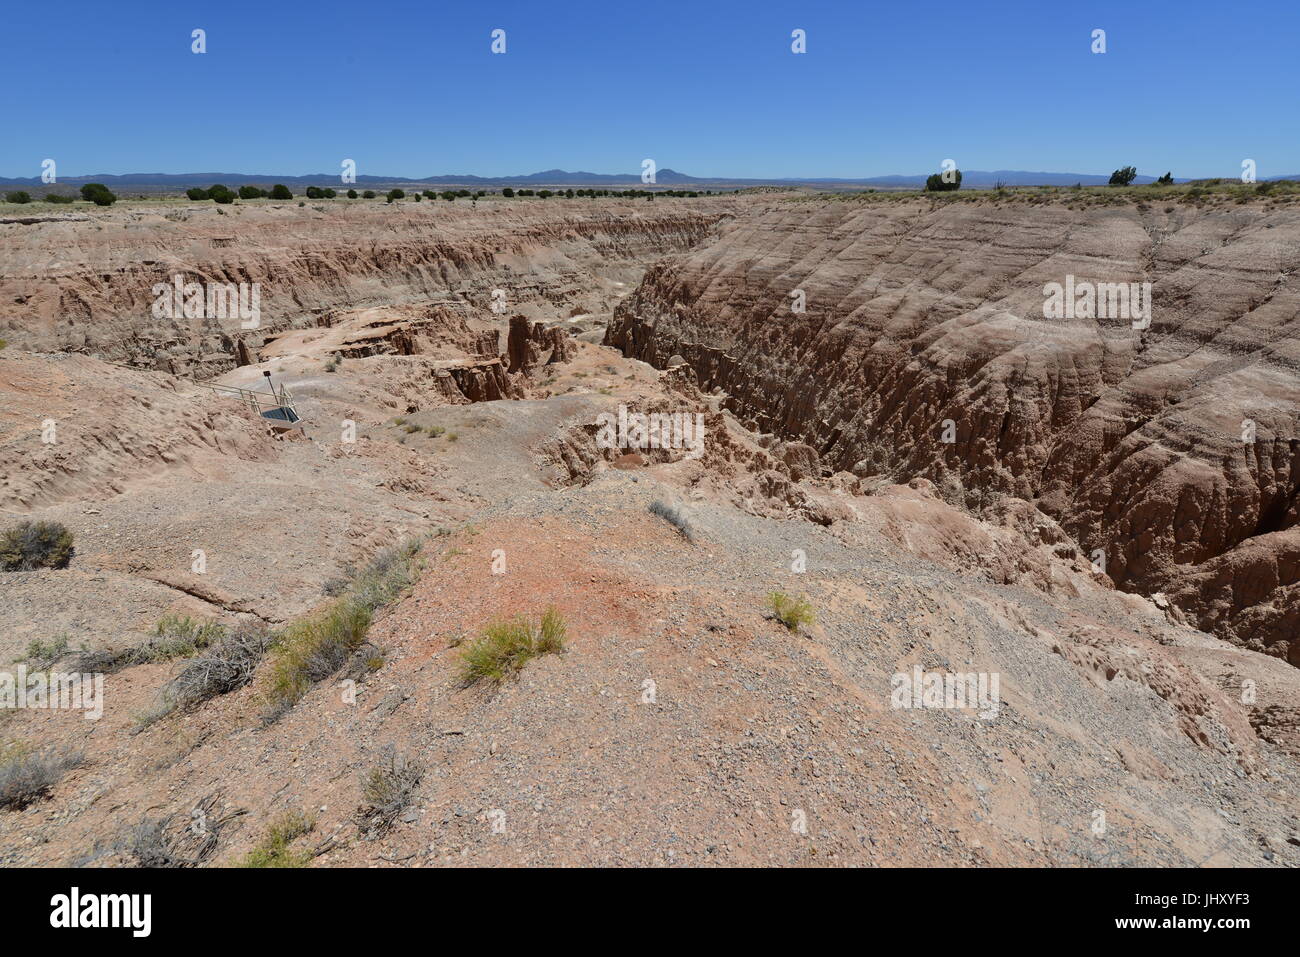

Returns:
1155,172,1174,185
766,591,815,632
23,633,71,667
346,188,358,199
240,810,315,868
0,743,84,810
386,189,405,201
362,190,375,199
262,540,421,714
146,622,272,722
5,191,32,204
458,606,566,686
924,171,962,192
323,356,340,372
502,187,515,198
356,747,423,838
269,184,292,200
211,188,235,204
128,614,224,664
185,187,210,200
237,185,262,199
323,187,336,198
0,520,75,571
648,499,693,541
44,193,75,204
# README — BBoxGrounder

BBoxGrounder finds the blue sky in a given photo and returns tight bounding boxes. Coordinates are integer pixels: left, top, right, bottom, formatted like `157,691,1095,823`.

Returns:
2,0,1296,180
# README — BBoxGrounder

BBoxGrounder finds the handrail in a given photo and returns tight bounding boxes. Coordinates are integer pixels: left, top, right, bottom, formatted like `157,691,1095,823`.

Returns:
193,380,300,424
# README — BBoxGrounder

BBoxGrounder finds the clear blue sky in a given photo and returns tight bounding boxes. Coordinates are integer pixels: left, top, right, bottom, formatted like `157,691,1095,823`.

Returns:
2,0,1296,180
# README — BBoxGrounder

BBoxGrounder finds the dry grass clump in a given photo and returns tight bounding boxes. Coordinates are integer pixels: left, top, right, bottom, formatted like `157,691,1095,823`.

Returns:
0,741,84,810
138,622,273,726
356,747,424,839
127,793,246,867
648,499,694,541
459,606,567,686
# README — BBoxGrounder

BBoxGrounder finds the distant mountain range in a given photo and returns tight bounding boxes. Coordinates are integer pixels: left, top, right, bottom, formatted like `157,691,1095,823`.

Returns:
2,168,1295,191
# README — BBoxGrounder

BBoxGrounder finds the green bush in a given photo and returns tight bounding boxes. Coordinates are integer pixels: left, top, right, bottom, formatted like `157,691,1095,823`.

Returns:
44,193,75,204
766,591,815,632
362,190,375,199
346,188,358,199
238,185,263,199
139,614,225,661
186,187,210,200
0,521,75,571
458,606,566,685
269,184,292,200
925,171,962,192
4,191,32,204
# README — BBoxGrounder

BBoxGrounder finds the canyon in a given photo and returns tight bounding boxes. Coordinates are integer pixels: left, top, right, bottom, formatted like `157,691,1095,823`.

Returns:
1,193,1298,868
608,196,1300,666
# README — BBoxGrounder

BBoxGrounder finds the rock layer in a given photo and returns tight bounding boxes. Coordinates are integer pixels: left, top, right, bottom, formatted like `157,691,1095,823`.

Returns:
606,197,1300,663
0,200,725,377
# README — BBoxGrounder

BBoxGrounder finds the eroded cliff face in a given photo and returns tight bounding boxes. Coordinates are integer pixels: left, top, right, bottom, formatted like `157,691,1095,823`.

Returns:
606,197,1300,663
0,200,725,376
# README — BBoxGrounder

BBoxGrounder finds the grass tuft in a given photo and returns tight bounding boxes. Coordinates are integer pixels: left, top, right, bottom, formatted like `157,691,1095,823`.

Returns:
239,810,316,868
261,539,422,716
458,606,567,686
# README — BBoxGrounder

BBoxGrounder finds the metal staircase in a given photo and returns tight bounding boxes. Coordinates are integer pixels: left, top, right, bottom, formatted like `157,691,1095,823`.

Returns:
196,379,302,430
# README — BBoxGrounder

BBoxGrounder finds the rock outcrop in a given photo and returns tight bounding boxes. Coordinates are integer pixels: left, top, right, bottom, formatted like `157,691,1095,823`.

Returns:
606,196,1300,664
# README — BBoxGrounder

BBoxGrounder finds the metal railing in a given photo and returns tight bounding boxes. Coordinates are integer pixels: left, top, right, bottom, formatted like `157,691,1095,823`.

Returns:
196,380,301,425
